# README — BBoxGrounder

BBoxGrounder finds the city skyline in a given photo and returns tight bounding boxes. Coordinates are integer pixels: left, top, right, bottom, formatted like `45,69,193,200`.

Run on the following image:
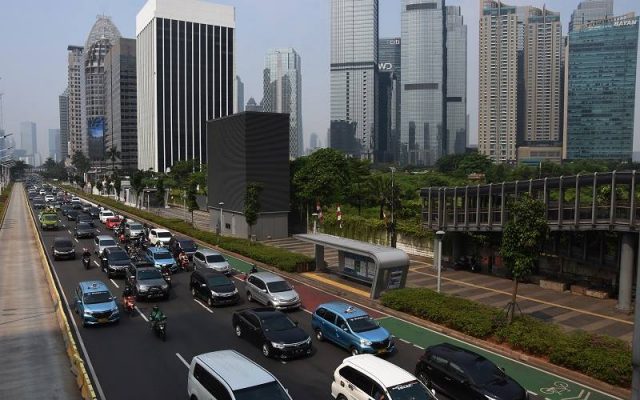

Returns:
1,0,639,159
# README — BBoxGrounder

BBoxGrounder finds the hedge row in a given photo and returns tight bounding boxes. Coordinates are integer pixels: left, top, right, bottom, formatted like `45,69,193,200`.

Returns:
381,288,632,388
62,186,313,273
0,184,13,222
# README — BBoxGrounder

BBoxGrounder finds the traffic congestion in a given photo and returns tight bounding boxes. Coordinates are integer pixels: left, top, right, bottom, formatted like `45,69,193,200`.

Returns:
26,179,530,400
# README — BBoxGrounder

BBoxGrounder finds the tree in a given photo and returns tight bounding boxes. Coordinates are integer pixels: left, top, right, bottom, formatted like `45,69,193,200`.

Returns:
71,152,91,174
95,180,104,194
155,175,165,206
500,193,549,323
113,174,122,200
244,182,263,241
186,180,199,225
105,146,120,172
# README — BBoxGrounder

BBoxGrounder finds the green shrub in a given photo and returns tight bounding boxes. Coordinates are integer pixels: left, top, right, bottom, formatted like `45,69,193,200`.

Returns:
495,315,560,356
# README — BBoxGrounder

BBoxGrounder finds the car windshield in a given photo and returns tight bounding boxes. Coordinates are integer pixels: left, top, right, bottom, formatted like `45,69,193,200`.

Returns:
261,314,296,332
157,232,172,238
267,281,292,293
109,251,129,261
139,269,162,280
102,212,114,216
78,223,92,229
154,252,173,260
179,240,196,250
347,315,379,333
129,224,142,230
207,275,231,287
55,240,73,248
107,218,120,223
100,239,117,247
387,380,435,400
233,381,290,400
205,254,225,263
43,214,57,221
463,357,504,386
83,291,112,305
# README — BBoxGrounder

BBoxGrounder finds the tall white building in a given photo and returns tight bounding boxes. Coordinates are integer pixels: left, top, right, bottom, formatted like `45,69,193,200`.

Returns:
67,46,83,158
263,48,303,159
136,0,236,172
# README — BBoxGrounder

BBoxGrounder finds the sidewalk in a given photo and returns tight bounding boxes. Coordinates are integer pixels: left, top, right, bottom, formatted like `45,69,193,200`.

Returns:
264,237,634,343
0,184,80,399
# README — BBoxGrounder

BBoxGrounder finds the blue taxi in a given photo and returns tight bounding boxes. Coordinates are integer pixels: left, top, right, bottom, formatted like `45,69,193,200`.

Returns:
74,281,120,327
144,247,178,273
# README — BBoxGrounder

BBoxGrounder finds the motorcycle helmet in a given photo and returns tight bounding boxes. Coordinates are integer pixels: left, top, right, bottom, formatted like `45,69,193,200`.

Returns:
152,305,159,312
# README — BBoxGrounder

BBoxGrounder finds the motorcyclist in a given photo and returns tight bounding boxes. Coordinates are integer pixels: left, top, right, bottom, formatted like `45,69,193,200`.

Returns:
122,285,134,299
82,248,91,260
178,251,189,267
149,305,166,328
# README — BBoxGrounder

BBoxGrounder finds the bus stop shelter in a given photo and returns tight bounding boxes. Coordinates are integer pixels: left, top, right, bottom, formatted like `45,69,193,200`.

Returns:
294,233,410,299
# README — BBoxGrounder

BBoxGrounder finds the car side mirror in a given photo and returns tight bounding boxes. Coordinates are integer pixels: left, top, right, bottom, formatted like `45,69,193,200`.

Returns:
343,326,349,332
261,289,267,293
201,284,207,287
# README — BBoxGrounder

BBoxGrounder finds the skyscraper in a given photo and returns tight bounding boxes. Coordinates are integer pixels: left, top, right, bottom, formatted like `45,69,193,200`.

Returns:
235,76,244,113
59,88,69,161
401,0,446,166
67,45,83,158
377,37,401,163
48,129,61,162
263,48,303,159
570,0,613,32
82,16,121,161
446,6,468,156
330,0,378,159
105,38,138,172
19,121,37,164
245,98,262,112
565,14,639,160
136,0,235,172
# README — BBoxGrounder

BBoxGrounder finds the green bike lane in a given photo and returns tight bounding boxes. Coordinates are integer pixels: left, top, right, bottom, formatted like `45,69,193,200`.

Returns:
378,316,622,400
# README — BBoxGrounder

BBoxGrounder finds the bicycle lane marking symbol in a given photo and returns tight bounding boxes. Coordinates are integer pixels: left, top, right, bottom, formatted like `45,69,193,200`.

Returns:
539,382,591,400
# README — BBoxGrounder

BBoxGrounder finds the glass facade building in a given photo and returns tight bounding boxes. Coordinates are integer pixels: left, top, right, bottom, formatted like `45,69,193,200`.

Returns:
330,0,378,159
570,0,613,32
566,15,639,160
401,0,446,166
263,48,303,159
445,6,467,156
58,88,69,160
377,38,401,163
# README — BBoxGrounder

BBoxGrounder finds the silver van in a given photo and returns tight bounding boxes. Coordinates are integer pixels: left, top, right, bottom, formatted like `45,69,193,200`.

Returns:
245,272,301,310
94,235,118,256
188,350,292,400
193,249,230,275
124,220,144,238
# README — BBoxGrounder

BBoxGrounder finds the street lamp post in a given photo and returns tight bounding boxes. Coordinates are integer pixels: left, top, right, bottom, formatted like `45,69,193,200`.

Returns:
436,230,445,293
311,213,318,233
218,202,224,244
390,167,396,247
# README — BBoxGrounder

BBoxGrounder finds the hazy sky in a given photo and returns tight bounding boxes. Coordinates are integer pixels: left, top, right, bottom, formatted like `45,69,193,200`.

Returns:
1,0,639,159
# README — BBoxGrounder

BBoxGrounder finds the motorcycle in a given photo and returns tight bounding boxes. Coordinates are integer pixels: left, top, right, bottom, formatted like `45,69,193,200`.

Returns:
161,266,172,287
151,316,167,341
179,256,190,272
123,294,136,316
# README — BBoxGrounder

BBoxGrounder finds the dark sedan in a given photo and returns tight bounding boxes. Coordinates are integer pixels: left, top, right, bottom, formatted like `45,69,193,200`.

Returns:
61,204,73,216
76,213,94,225
74,222,96,239
88,207,101,219
168,236,198,260
52,237,76,261
100,247,133,278
190,270,239,306
232,308,312,359
67,210,79,221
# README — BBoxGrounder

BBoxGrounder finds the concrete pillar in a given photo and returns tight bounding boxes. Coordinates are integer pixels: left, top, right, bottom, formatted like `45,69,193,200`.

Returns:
617,233,635,312
315,244,326,272
451,233,463,262
433,237,440,270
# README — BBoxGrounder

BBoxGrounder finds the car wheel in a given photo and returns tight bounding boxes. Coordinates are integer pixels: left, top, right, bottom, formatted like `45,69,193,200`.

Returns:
191,287,197,298
336,396,348,400
246,291,253,302
207,297,213,307
416,371,432,389
350,347,359,356
235,324,242,338
315,329,324,342
262,342,271,358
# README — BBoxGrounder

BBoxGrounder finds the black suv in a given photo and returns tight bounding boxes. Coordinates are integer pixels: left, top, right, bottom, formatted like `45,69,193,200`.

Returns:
232,308,312,359
415,343,527,400
74,221,96,239
100,247,133,278
189,270,238,307
168,236,198,260
125,262,170,300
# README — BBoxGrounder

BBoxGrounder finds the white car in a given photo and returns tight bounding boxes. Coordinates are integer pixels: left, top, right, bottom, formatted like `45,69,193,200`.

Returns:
99,210,115,224
148,228,172,245
44,195,55,202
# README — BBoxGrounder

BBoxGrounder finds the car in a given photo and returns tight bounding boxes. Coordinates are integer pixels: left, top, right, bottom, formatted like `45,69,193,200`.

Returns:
100,246,133,278
44,194,55,202
99,209,116,224
39,211,59,230
81,203,93,212
189,270,239,306
148,228,172,245
188,350,292,400
74,221,96,239
232,308,312,359
168,236,198,260
332,354,437,400
88,207,101,219
67,210,80,221
192,248,230,274
144,247,178,273
124,220,144,238
39,189,46,196
126,263,170,300
61,204,73,216
245,272,301,310
94,235,118,256
52,237,76,260
105,217,122,230
311,301,395,356
76,213,93,224
51,201,62,210
72,201,83,210
414,343,527,400
33,200,46,210
73,281,120,327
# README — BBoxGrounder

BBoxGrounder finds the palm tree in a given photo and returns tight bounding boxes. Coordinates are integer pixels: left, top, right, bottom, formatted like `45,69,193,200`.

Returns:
105,146,120,173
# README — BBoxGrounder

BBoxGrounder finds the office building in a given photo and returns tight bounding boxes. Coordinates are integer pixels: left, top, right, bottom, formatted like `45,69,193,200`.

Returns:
523,7,562,144
263,48,303,159
330,0,378,160
446,6,467,156
19,121,37,157
82,16,121,161
245,97,262,112
235,76,244,113
59,88,69,160
48,129,61,162
377,38,401,163
565,14,639,160
570,0,613,32
137,0,235,172
67,45,83,158
105,38,138,172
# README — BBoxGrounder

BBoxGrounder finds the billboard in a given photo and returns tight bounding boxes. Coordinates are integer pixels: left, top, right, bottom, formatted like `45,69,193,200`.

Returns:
87,117,105,160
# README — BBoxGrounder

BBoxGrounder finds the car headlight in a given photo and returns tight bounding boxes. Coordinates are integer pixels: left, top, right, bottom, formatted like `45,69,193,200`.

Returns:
360,338,372,346
83,311,93,317
161,284,169,290
211,290,219,296
139,287,148,293
305,337,312,345
53,249,59,254
271,342,285,349
232,288,238,295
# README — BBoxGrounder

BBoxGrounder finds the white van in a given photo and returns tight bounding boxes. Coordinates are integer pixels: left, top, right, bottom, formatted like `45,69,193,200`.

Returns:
188,350,292,400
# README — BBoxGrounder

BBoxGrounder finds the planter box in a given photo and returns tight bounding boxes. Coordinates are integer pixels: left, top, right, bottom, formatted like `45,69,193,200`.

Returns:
570,284,588,296
539,279,568,292
585,289,609,299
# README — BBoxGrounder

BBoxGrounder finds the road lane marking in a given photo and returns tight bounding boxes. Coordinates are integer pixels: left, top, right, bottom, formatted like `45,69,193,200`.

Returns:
74,238,79,243
413,344,425,350
399,338,410,344
176,353,189,368
194,299,213,313
93,260,100,267
135,306,149,322
110,279,119,288
67,229,72,234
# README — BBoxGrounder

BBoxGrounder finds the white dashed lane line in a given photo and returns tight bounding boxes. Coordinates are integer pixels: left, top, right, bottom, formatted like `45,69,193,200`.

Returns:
110,279,119,288
193,299,213,314
135,306,149,322
74,238,79,243
93,260,100,267
176,353,189,368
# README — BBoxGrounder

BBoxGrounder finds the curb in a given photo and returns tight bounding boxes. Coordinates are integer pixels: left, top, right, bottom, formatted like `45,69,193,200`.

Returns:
23,187,98,400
